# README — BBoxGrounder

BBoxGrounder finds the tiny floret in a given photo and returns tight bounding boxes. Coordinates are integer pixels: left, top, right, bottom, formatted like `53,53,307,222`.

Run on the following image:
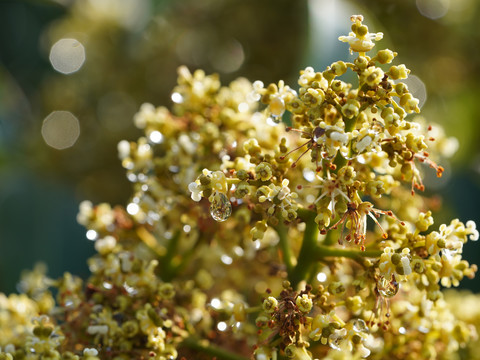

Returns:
339,15,383,54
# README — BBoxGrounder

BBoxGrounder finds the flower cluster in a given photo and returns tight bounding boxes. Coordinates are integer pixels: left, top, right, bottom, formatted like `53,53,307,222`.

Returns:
0,15,478,360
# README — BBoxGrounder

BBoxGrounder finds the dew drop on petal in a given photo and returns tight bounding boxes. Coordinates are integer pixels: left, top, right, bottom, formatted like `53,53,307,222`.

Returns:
377,276,399,298
269,96,285,117
328,335,342,350
210,192,232,222
267,116,280,126
352,318,369,333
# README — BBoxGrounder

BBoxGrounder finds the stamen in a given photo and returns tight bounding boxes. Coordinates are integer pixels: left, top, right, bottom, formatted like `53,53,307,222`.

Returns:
291,145,313,168
279,140,311,160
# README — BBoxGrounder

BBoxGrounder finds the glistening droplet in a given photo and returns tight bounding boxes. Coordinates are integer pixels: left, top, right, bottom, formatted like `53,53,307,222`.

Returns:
328,334,343,350
352,318,368,333
377,275,399,298
210,192,232,222
269,96,285,117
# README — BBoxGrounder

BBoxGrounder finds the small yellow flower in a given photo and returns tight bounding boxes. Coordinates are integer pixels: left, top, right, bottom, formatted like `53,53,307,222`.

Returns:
338,15,383,54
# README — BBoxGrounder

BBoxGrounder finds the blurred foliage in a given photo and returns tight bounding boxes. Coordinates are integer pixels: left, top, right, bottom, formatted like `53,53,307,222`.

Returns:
0,0,479,292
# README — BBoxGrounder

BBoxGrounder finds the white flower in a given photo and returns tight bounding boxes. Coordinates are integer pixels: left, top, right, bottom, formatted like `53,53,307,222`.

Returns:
339,31,383,53
330,131,349,144
355,134,373,153
188,182,202,202
277,179,291,200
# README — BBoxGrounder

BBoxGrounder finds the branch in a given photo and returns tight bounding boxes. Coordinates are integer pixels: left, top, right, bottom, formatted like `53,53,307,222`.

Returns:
290,210,318,287
275,220,294,274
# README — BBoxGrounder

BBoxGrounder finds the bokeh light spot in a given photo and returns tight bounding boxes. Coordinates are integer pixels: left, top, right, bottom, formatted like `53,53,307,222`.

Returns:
316,272,327,282
403,75,427,109
217,321,228,332
49,38,86,74
416,0,450,19
41,111,80,150
209,39,245,73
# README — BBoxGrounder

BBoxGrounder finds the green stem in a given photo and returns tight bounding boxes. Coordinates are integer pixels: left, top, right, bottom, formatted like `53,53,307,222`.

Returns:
323,227,338,246
166,232,205,279
181,337,249,360
297,207,316,222
226,178,241,185
275,220,294,274
160,231,181,281
290,210,318,288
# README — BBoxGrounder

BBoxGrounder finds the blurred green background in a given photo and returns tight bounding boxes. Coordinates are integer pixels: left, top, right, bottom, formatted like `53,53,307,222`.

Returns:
0,0,479,293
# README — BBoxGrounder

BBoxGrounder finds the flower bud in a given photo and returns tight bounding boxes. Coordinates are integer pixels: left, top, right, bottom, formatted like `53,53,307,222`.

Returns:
376,49,397,64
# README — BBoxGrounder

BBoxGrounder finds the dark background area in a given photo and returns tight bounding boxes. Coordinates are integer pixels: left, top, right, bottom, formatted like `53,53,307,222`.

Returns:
0,0,479,293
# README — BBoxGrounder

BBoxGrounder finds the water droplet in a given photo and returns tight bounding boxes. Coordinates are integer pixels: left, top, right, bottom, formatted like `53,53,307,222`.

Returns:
267,116,280,126
328,334,343,350
352,319,368,333
210,192,232,222
377,275,399,298
269,96,285,117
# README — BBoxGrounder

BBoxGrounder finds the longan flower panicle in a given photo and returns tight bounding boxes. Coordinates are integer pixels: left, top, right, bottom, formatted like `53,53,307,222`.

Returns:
3,13,480,360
